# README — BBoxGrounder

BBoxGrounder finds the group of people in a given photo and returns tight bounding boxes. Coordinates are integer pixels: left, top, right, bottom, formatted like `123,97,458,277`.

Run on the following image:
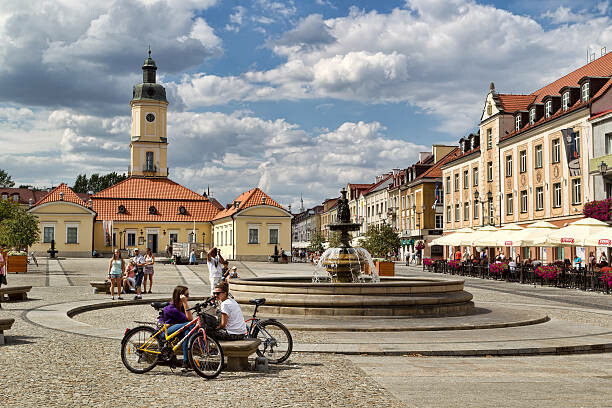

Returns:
107,247,155,300
161,281,246,371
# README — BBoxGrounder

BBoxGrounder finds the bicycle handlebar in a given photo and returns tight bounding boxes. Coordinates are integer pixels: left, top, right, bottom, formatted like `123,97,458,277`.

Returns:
187,296,216,313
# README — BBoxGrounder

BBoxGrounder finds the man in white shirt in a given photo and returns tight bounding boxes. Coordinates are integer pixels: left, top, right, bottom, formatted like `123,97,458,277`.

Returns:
207,247,224,295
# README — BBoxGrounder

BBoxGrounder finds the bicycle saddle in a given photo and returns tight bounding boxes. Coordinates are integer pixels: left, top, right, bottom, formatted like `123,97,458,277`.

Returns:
249,298,266,306
151,301,169,310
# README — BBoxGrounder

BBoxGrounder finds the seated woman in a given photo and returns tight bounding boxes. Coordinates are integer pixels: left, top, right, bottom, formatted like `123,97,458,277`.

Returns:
211,281,246,341
162,285,194,370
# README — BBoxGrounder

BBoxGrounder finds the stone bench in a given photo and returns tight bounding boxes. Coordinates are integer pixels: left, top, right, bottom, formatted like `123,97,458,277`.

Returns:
219,338,261,371
90,281,111,294
0,318,15,345
0,285,32,301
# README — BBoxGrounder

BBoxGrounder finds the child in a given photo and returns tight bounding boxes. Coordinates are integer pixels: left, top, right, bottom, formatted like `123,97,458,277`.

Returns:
122,261,137,294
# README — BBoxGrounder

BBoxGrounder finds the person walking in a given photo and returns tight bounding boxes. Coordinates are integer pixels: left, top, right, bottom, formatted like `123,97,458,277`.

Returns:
143,247,155,294
189,248,197,265
207,247,224,295
132,248,146,300
107,250,125,300
0,250,5,308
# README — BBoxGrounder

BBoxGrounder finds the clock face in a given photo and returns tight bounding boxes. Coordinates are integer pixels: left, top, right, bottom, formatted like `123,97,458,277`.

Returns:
146,113,155,123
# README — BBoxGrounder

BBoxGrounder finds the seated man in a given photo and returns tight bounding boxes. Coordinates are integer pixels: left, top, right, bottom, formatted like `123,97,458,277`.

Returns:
211,281,246,341
223,265,239,281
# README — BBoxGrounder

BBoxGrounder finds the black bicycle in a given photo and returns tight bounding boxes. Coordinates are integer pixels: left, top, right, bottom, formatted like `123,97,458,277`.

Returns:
245,298,293,364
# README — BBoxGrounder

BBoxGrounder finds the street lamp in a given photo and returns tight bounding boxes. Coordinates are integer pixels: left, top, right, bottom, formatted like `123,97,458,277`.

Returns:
599,161,608,176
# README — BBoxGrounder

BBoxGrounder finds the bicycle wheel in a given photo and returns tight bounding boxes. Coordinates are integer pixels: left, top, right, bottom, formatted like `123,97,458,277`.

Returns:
188,332,224,379
121,326,161,374
252,320,293,364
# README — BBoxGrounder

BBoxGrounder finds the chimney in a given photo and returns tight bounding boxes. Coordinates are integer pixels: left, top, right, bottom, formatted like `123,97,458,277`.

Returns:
418,152,431,163
28,198,33,208
88,199,93,208
288,204,292,212
234,201,240,209
262,197,266,204
59,192,64,201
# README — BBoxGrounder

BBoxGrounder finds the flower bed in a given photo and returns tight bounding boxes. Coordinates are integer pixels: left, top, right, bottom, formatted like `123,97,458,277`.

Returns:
423,258,434,267
447,260,460,270
535,265,559,280
602,270,612,287
584,198,612,221
489,263,508,275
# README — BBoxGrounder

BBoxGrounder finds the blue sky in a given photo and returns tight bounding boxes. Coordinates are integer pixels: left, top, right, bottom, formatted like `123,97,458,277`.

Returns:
0,0,610,209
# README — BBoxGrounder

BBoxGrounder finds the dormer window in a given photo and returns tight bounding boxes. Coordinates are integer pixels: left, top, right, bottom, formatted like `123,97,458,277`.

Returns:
581,82,589,102
562,92,570,111
12,194,19,202
118,205,126,214
545,100,552,118
1,193,7,200
178,206,187,215
149,205,157,215
515,114,521,131
529,108,536,125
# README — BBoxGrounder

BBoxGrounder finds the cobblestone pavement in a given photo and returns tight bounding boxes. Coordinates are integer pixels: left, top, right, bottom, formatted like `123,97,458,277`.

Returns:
1,258,612,407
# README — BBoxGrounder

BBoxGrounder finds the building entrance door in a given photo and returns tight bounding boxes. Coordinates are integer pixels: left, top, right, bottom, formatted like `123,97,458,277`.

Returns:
147,234,158,253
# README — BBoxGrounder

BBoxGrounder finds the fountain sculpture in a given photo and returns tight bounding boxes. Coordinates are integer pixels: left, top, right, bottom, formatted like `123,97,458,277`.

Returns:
314,188,379,283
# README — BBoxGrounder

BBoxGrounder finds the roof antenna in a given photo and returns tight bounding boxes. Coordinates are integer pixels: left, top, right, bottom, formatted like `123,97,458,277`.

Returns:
207,185,210,197
602,46,607,57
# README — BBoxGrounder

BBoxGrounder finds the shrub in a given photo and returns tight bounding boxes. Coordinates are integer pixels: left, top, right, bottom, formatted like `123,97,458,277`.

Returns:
535,265,559,279
583,198,612,221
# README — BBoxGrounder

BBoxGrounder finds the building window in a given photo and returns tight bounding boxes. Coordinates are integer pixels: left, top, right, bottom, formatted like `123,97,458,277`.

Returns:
606,133,612,155
519,150,527,173
536,187,544,210
535,145,543,168
455,204,460,222
505,155,512,177
454,174,459,191
574,131,580,157
488,197,494,224
1,193,6,200
473,167,478,186
545,100,552,118
487,128,492,149
464,202,469,221
562,92,570,111
463,170,468,189
529,109,535,125
127,232,137,246
553,183,562,208
572,178,581,204
66,226,78,244
582,82,589,102
145,151,154,171
515,115,521,131
43,226,54,243
552,139,560,163
473,199,479,218
506,194,513,215
12,194,18,202
446,176,451,193
487,161,493,181
248,225,259,244
435,214,443,229
269,226,279,244
520,190,528,213
446,206,451,223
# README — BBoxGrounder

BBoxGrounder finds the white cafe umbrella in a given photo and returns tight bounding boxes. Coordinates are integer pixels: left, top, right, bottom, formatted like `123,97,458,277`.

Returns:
428,227,474,247
498,221,558,247
473,223,523,247
460,225,498,246
534,218,611,247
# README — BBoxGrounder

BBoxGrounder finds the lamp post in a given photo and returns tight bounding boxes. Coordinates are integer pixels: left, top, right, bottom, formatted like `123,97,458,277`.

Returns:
486,191,493,226
599,161,609,199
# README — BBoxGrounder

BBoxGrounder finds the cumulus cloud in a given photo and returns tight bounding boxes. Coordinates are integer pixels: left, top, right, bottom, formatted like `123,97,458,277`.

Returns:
176,0,612,133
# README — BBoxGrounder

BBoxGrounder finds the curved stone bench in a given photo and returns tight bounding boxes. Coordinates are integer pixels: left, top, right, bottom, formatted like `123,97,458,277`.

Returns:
0,318,15,345
90,281,111,294
0,286,32,301
218,338,261,371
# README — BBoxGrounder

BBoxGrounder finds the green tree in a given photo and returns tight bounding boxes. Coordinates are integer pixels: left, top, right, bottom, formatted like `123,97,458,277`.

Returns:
0,206,40,248
308,232,325,253
0,200,18,223
0,169,15,187
73,172,128,193
73,174,89,193
358,224,400,260
328,231,345,248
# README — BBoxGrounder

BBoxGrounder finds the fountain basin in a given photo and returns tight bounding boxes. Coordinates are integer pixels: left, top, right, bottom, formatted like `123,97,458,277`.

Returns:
231,276,474,317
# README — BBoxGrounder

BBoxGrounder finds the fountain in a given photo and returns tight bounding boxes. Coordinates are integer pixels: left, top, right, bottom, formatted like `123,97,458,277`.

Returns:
314,188,379,283
230,189,474,317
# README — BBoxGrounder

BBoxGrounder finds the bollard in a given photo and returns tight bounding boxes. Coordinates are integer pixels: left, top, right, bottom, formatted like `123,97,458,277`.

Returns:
254,356,269,372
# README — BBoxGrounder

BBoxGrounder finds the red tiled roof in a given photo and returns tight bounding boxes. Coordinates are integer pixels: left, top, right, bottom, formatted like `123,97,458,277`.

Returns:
93,177,205,200
441,146,480,167
531,52,612,103
208,197,225,211
415,148,460,179
362,174,393,195
497,94,536,112
213,188,286,221
92,199,219,222
590,109,612,121
34,183,87,207
0,188,48,206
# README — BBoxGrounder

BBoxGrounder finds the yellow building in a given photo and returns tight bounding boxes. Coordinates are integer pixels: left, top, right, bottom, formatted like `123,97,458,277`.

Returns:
212,188,292,261
29,50,290,260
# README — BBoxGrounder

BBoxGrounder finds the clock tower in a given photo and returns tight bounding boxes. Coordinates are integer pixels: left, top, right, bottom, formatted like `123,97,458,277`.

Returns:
129,48,169,178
